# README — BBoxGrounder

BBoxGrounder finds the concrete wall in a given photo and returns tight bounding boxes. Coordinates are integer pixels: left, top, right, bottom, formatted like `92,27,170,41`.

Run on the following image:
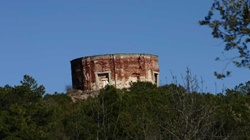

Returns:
71,53,159,91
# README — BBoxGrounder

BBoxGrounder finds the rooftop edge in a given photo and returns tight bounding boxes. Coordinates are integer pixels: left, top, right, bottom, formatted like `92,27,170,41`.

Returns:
70,53,158,62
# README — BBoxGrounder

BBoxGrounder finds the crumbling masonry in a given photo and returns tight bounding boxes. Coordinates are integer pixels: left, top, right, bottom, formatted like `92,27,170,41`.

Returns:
71,53,159,91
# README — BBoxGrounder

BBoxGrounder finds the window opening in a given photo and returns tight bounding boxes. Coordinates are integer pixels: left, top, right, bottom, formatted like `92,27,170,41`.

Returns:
96,72,110,89
154,72,159,86
131,73,140,82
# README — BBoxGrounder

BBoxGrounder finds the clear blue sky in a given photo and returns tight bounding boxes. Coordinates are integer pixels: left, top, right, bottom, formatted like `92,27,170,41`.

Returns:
0,0,249,94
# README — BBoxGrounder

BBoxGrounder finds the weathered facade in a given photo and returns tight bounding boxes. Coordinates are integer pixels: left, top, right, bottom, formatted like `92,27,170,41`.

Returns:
70,53,159,91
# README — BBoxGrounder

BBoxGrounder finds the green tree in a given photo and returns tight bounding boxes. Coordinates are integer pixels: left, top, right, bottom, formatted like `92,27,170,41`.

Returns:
234,81,250,95
215,90,250,139
20,75,45,97
159,84,220,139
122,82,163,139
0,75,55,140
199,0,250,78
43,93,72,140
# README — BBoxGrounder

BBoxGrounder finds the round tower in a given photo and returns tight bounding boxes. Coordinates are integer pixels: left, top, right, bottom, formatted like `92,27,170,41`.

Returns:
70,53,159,91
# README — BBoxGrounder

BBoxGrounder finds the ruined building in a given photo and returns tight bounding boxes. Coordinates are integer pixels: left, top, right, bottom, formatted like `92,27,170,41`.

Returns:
70,53,159,91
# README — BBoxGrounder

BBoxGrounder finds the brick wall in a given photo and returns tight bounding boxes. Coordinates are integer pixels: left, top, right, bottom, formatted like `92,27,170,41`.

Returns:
71,54,159,91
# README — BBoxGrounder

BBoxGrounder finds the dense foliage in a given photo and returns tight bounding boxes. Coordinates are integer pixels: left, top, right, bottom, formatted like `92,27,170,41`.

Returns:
1,75,250,139
200,0,250,78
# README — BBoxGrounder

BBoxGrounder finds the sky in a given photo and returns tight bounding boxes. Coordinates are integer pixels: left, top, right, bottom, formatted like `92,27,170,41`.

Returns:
0,0,249,94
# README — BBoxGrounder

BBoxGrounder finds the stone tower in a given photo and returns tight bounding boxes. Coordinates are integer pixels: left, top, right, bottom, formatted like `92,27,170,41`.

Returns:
70,53,159,91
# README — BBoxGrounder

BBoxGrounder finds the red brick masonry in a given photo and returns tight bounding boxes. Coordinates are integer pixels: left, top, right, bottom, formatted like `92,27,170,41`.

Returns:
71,53,159,91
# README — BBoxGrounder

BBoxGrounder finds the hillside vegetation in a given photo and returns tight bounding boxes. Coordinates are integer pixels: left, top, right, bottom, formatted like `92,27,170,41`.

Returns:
1,75,250,140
